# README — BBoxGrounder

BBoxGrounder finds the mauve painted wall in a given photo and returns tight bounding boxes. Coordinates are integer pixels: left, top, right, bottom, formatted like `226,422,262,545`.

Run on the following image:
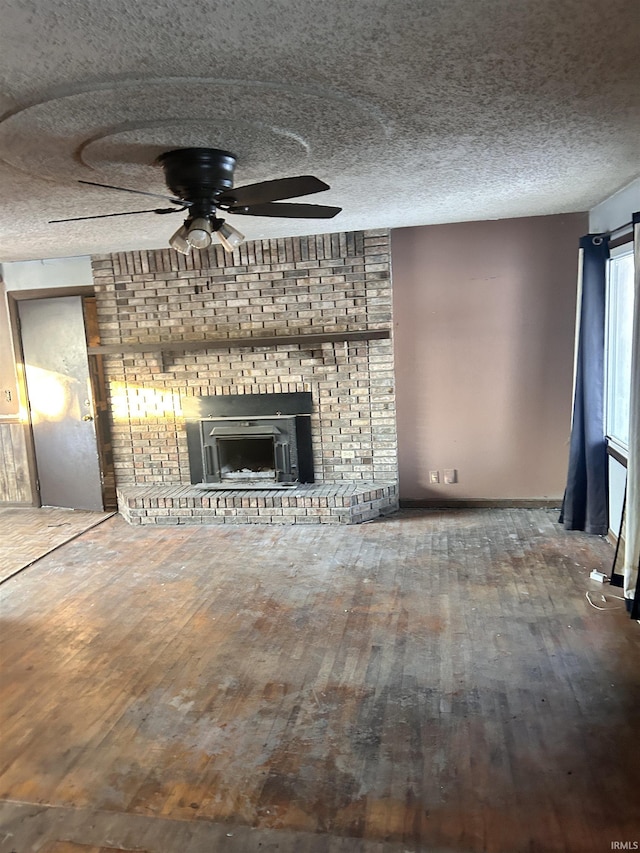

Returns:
391,213,588,501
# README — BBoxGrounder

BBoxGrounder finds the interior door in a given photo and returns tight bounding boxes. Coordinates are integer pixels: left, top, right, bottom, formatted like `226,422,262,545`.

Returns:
19,296,104,510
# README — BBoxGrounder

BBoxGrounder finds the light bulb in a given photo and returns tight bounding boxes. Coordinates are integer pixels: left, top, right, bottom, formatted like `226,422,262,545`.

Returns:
187,217,212,249
169,223,191,255
216,221,245,252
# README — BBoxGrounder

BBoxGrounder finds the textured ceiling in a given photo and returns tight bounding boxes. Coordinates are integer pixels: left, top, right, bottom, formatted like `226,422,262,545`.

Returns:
0,0,638,262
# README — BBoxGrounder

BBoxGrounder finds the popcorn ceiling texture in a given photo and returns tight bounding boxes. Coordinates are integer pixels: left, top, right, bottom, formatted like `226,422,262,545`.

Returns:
92,229,398,495
0,0,638,261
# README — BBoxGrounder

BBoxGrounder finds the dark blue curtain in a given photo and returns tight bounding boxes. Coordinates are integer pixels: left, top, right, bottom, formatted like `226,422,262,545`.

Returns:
560,235,609,535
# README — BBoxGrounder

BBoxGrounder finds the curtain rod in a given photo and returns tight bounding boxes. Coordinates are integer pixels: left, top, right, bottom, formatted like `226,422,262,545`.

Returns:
607,220,634,241
590,220,633,246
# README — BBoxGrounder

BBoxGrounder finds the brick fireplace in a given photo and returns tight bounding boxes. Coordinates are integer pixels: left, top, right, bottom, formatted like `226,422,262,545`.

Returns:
91,229,398,523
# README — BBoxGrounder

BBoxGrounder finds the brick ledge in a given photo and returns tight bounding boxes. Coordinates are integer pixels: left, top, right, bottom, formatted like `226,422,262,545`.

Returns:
117,482,399,525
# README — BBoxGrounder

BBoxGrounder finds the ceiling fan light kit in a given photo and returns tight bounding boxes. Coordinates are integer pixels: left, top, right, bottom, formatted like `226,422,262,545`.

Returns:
185,216,213,249
168,222,192,255
169,215,246,256
51,147,341,254
215,220,245,252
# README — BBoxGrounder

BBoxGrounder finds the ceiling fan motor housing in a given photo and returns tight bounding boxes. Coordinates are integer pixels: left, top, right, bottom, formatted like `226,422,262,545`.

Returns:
157,148,237,212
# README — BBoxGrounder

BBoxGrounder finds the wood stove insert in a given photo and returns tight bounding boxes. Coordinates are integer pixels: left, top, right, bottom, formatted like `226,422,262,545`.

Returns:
183,393,314,488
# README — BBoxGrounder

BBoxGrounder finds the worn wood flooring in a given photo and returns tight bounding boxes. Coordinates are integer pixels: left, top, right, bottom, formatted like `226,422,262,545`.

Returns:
0,507,113,583
0,508,638,852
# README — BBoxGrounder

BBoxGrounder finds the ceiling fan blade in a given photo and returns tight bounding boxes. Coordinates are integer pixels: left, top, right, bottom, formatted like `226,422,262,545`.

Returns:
49,207,184,224
228,201,342,219
218,176,330,208
78,179,190,206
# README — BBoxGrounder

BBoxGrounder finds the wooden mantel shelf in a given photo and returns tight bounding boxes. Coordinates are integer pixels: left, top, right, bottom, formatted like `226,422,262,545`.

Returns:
87,328,391,356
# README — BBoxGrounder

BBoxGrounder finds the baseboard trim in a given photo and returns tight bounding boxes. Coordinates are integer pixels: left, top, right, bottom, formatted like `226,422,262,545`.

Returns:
399,498,562,509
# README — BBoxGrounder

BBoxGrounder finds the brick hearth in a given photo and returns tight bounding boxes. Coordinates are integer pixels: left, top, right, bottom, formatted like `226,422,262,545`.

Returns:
118,482,398,525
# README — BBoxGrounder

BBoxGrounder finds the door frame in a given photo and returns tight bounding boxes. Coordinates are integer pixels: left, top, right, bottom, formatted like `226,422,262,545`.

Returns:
8,287,116,509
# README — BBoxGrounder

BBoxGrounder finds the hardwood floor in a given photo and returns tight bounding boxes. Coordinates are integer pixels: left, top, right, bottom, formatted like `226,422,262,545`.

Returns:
0,507,113,583
1,509,638,852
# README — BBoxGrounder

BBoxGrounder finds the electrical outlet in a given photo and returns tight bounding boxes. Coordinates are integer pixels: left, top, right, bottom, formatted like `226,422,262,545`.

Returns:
429,470,440,484
444,468,458,484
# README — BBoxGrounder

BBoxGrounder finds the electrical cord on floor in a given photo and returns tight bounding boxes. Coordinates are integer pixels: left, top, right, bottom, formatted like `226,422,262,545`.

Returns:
585,590,626,610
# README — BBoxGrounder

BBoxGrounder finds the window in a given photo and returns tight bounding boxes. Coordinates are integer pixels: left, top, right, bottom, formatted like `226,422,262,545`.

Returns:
605,247,635,451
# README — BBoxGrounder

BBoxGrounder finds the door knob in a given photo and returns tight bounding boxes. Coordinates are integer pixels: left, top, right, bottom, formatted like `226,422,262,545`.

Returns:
82,414,94,422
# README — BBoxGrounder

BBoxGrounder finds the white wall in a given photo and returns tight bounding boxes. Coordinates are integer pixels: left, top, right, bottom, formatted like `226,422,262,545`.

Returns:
589,178,640,234
1,256,93,291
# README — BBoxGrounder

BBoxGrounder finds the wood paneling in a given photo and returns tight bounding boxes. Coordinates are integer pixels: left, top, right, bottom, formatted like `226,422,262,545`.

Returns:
83,296,117,510
0,420,33,504
0,282,20,417
1,508,638,851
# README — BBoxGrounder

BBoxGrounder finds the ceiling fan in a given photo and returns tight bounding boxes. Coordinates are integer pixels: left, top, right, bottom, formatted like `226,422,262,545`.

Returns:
49,148,342,254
